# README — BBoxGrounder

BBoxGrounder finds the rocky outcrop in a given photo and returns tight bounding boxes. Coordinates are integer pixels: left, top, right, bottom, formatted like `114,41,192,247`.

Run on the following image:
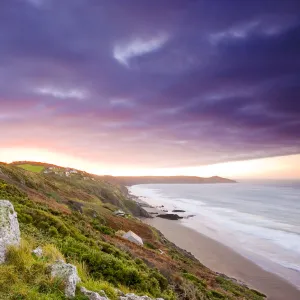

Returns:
80,286,108,300
50,260,80,298
120,294,164,300
0,200,20,263
125,200,153,218
120,295,150,300
184,214,196,219
157,214,183,220
32,246,43,257
138,206,153,218
172,209,185,213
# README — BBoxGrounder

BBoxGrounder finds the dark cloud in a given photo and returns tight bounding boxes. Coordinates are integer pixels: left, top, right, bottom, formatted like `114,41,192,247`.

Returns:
0,0,300,168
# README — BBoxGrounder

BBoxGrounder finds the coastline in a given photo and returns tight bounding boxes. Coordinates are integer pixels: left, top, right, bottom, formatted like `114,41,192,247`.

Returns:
144,217,300,300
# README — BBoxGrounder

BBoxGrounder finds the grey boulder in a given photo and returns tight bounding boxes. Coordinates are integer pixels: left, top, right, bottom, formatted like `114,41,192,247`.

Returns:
0,200,20,263
51,260,80,298
80,286,109,300
120,293,164,300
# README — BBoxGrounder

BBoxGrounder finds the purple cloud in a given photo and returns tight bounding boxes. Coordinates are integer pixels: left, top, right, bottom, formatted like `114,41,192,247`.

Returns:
0,0,300,168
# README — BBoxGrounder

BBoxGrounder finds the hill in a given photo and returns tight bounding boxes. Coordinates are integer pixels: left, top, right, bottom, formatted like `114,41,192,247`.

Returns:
0,162,263,300
10,162,236,185
115,176,236,186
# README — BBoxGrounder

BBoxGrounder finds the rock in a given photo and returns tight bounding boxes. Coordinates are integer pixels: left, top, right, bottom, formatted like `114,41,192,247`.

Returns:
172,209,185,212
137,202,153,208
119,294,150,300
67,200,84,213
32,246,43,257
0,200,21,263
138,207,153,218
80,286,108,300
122,231,143,246
51,260,80,298
115,288,125,296
119,294,164,300
99,290,108,298
157,214,183,220
184,214,196,219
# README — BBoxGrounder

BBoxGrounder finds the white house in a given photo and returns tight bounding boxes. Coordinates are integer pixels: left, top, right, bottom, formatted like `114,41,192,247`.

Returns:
122,231,143,246
114,210,125,217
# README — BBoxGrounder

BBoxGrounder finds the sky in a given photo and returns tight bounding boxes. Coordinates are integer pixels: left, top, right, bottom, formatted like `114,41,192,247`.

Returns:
1,0,300,179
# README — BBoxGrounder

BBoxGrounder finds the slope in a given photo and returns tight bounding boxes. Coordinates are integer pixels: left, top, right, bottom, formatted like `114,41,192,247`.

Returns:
0,162,264,300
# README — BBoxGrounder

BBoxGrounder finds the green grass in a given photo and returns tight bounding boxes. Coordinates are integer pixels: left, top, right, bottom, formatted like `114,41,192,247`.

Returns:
17,164,45,173
0,239,118,300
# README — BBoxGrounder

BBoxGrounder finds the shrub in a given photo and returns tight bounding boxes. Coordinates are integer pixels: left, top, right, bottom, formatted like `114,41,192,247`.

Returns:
18,213,33,224
183,272,207,288
58,237,169,297
94,224,114,235
115,230,126,237
144,241,157,250
209,290,226,299
49,226,59,237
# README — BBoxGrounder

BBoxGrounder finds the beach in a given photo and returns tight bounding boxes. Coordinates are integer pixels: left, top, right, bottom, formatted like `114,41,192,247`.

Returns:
145,217,300,300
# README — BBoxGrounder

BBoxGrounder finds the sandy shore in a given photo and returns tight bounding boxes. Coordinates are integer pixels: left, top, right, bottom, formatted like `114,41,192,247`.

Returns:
145,217,300,300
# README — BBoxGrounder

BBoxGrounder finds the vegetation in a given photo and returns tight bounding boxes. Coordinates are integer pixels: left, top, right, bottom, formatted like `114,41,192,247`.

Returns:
0,162,266,299
17,164,45,173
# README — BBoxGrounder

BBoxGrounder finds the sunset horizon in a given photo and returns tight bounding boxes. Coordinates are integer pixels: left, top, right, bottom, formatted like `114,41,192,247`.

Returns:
1,150,299,180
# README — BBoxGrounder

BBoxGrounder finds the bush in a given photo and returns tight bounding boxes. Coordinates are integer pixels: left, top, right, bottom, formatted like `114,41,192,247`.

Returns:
49,226,59,237
209,290,226,299
94,224,114,235
183,272,207,288
58,237,169,297
144,241,157,250
18,213,33,224
115,230,126,237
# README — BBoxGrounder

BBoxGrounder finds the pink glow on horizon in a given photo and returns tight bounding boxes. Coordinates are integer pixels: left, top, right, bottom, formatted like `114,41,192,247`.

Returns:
1,147,299,179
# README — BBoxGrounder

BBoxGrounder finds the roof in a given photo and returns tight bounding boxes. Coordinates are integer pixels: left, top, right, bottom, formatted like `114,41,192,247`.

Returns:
114,209,125,215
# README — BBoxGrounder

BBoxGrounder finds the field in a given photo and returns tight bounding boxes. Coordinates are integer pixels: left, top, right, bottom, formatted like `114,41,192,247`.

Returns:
17,164,45,173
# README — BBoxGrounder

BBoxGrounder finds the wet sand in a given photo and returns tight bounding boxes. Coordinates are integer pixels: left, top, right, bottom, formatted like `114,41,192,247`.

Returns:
145,217,300,300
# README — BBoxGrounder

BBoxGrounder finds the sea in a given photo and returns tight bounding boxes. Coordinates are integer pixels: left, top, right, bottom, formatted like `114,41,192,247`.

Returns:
129,181,300,289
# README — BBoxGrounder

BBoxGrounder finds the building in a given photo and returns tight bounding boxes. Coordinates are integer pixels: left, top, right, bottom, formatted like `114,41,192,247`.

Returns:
122,231,143,246
113,209,125,217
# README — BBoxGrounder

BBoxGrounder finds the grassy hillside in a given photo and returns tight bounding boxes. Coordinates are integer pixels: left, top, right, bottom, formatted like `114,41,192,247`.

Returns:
0,162,265,300
17,163,45,173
